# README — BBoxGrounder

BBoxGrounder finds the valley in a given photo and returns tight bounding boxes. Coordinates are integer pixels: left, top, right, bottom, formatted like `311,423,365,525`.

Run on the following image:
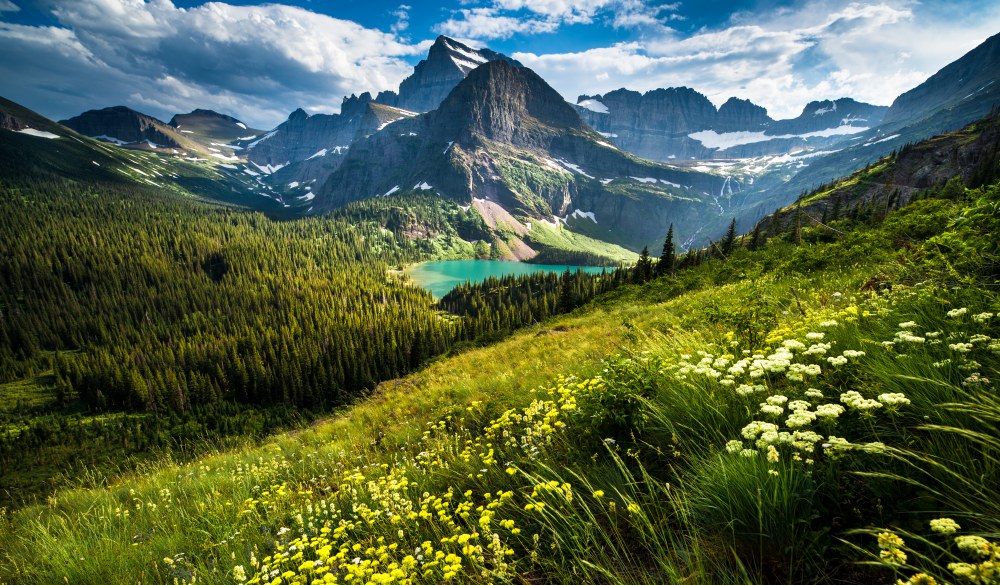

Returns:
1,5,999,584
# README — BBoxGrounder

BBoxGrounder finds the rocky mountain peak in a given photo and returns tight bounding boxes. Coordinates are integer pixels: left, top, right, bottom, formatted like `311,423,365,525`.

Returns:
288,108,309,123
716,97,771,132
60,106,183,148
432,60,586,145
393,35,519,113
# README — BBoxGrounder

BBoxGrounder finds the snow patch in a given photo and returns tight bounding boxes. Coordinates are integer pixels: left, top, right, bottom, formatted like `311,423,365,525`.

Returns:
383,185,400,197
17,127,60,139
93,134,129,145
630,177,658,184
180,130,194,134
598,131,618,138
251,161,286,174
443,141,454,155
91,161,100,166
555,159,594,178
600,178,613,185
246,130,277,149
445,41,488,65
288,181,300,188
577,99,609,114
596,141,618,150
866,134,900,145
569,209,598,224
688,124,869,149
238,134,257,141
210,152,239,161
236,122,247,130
298,192,315,201
218,163,238,169
414,182,433,190
307,148,328,160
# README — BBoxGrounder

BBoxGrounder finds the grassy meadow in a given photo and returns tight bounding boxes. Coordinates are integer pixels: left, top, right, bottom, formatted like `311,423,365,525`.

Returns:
1,179,998,585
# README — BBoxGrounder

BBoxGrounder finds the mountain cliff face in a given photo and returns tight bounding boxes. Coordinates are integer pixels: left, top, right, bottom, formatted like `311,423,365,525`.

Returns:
168,109,260,143
883,31,1000,128
574,90,885,161
315,61,735,251
768,98,887,135
60,106,190,149
377,36,520,113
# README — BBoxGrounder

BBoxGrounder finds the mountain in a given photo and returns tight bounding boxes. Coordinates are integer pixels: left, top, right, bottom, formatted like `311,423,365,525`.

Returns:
574,90,884,161
314,60,735,254
378,35,521,113
742,32,1000,220
757,110,1000,235
882,31,1000,128
60,106,196,151
239,36,515,175
168,109,262,144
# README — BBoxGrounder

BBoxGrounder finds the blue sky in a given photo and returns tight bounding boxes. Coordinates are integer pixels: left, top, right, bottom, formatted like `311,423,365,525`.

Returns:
1,0,999,128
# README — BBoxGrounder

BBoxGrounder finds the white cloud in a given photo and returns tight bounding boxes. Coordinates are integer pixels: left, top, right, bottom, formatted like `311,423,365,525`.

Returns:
514,0,1000,119
435,0,674,40
2,0,431,128
0,1,19,12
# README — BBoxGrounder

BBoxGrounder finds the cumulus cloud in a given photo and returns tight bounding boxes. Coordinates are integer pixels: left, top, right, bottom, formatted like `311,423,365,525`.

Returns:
435,0,674,40
514,0,1000,119
1,0,429,128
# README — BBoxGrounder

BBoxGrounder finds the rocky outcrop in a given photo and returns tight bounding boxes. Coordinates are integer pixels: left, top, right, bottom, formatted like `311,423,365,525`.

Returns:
60,106,184,148
168,109,260,143
573,90,888,161
388,36,520,113
239,99,367,167
314,61,733,250
716,98,771,132
768,98,886,135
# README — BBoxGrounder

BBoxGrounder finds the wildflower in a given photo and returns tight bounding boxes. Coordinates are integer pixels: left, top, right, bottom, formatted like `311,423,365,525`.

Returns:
232,565,247,582
954,535,990,555
949,343,973,353
806,332,825,340
947,307,968,318
783,339,807,351
815,404,845,420
878,531,905,550
897,573,938,585
760,404,784,416
973,312,993,323
805,388,824,399
878,393,911,407
767,445,780,463
880,548,907,564
725,440,744,454
963,373,990,386
819,320,838,327
627,502,641,515
592,490,605,499
827,356,848,366
785,411,816,429
842,350,866,359
929,518,961,534
898,321,919,329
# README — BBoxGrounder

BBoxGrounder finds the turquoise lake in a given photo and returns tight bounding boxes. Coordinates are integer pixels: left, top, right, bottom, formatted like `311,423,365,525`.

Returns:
405,260,611,299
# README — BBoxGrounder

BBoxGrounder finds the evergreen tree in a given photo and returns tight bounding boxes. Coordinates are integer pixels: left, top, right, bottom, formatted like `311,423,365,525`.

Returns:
721,218,737,256
634,246,653,283
656,224,676,277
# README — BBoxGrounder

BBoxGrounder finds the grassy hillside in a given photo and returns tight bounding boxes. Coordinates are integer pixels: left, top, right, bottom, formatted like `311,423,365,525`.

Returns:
1,156,997,583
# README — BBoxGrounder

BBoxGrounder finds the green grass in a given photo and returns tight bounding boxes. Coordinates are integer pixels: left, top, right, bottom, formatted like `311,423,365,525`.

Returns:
1,181,998,584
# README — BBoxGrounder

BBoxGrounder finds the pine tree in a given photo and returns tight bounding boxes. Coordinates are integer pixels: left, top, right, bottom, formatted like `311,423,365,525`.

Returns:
634,246,653,283
721,218,737,256
656,224,676,277
748,224,762,251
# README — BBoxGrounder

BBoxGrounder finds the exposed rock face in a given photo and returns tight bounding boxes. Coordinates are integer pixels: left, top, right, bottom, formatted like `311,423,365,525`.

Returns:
883,31,1000,127
0,110,26,132
575,87,720,160
573,90,887,161
239,100,367,167
315,61,733,250
768,98,886,135
387,36,520,113
716,97,771,132
168,109,260,143
60,106,183,148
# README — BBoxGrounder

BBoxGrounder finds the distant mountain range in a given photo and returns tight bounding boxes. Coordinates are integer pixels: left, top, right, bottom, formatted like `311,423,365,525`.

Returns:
2,31,999,256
